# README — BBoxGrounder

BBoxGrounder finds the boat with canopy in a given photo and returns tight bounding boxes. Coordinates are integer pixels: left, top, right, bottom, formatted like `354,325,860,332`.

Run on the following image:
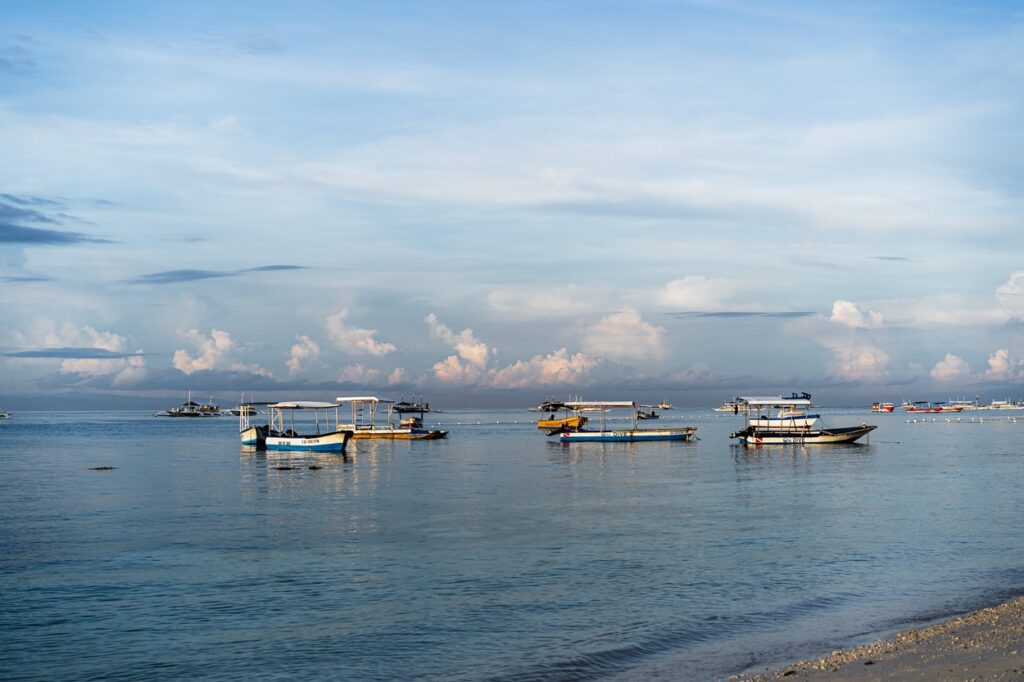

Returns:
729,394,875,445
336,396,448,440
261,401,353,452
555,401,697,443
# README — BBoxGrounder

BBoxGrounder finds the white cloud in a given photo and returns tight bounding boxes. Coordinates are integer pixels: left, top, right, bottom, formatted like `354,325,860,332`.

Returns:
982,348,1024,382
486,285,598,320
657,276,746,311
387,367,408,385
173,328,269,376
286,335,320,375
930,353,971,383
996,271,1024,316
337,363,381,384
822,339,890,382
583,309,665,361
8,321,147,384
425,313,493,384
490,348,596,388
829,300,883,329
326,310,396,357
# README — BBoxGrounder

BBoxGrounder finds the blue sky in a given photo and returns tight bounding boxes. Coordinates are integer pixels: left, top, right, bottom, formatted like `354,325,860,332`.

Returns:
2,0,1024,406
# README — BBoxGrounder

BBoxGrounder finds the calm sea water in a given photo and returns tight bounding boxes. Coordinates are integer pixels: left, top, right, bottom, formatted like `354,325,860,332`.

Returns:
1,409,1023,680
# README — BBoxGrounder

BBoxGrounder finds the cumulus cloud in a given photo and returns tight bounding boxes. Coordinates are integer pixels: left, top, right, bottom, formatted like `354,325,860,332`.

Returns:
387,367,408,385
173,328,269,376
490,348,596,388
982,348,1023,382
658,276,746,312
583,309,665,361
337,363,381,384
821,338,890,383
286,335,320,375
996,271,1024,316
7,321,147,385
425,313,493,384
326,310,396,356
930,353,971,383
829,300,883,329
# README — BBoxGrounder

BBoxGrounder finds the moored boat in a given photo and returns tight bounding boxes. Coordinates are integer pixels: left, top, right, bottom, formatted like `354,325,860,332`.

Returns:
537,415,588,430
870,402,895,412
657,398,675,410
155,391,223,417
263,401,353,452
730,394,876,445
555,401,697,443
337,396,448,440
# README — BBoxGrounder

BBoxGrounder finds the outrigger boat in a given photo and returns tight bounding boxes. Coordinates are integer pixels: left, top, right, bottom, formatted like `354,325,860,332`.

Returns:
555,401,697,443
337,396,448,440
870,402,895,412
730,394,875,445
713,400,748,413
154,391,223,417
657,398,675,410
262,401,353,452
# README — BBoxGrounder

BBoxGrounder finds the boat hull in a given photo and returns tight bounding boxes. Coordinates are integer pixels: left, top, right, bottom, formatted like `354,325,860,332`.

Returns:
731,424,877,445
559,427,696,443
265,430,352,452
350,428,449,440
537,416,587,430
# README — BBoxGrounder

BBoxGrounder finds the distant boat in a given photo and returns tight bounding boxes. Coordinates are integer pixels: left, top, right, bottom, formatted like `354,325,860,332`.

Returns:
337,396,448,440
225,394,261,416
554,401,697,443
154,391,222,417
394,395,436,414
730,394,876,445
988,399,1024,410
870,402,895,412
657,398,674,410
948,397,981,411
635,406,660,420
0,411,9,419
713,400,748,413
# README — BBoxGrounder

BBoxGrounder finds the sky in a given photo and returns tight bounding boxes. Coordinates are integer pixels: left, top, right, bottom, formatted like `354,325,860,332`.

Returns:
2,0,1024,408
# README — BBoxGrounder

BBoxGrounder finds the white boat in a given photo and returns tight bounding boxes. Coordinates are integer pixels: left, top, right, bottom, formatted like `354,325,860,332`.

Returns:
987,399,1024,410
555,401,697,443
154,391,223,417
713,400,748,413
748,413,820,429
948,397,981,411
730,394,876,445
0,411,9,419
657,398,675,410
263,401,353,452
336,396,448,440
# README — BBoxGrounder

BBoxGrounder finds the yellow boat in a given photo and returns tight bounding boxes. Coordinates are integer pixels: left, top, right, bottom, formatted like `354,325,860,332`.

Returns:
536,415,588,430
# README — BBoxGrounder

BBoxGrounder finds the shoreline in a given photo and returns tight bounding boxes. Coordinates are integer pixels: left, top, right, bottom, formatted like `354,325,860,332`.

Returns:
731,595,1024,680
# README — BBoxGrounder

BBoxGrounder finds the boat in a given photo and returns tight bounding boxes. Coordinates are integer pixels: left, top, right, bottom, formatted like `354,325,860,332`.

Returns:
555,401,697,443
748,412,821,429
870,402,895,412
657,398,675,410
904,401,943,413
636,406,660,420
729,394,876,445
154,391,223,417
536,414,588,430
238,401,281,448
337,396,448,440
987,399,1024,410
393,395,436,413
0,411,9,419
713,400,748,413
948,397,982,411
226,394,261,416
263,401,353,452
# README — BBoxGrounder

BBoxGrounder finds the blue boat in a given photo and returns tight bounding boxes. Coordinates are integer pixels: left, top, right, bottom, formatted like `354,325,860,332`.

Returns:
243,401,353,453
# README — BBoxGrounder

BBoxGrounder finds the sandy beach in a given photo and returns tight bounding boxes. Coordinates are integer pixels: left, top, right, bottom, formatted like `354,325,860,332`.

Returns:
733,596,1024,681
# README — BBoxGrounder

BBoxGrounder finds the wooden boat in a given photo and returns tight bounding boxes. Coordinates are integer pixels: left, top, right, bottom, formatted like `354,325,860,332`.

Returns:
337,396,448,440
554,401,697,443
263,401,352,452
536,415,588,430
870,402,895,412
636,406,660,420
730,394,876,445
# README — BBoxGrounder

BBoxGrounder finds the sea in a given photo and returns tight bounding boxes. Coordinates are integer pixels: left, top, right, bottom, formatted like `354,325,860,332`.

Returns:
1,408,1023,681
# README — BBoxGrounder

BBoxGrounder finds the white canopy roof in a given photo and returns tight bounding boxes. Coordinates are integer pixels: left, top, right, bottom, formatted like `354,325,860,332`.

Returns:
736,396,813,407
564,400,636,410
269,401,338,409
335,396,392,403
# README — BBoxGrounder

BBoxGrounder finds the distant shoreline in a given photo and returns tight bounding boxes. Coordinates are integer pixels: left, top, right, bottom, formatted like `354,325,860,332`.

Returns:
732,594,1024,680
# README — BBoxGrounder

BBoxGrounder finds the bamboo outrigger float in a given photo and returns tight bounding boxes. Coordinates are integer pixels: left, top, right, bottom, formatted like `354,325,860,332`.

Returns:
555,401,697,443
729,394,876,445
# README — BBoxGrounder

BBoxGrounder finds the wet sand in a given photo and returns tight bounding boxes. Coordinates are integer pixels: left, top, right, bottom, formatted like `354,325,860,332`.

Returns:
733,596,1024,681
